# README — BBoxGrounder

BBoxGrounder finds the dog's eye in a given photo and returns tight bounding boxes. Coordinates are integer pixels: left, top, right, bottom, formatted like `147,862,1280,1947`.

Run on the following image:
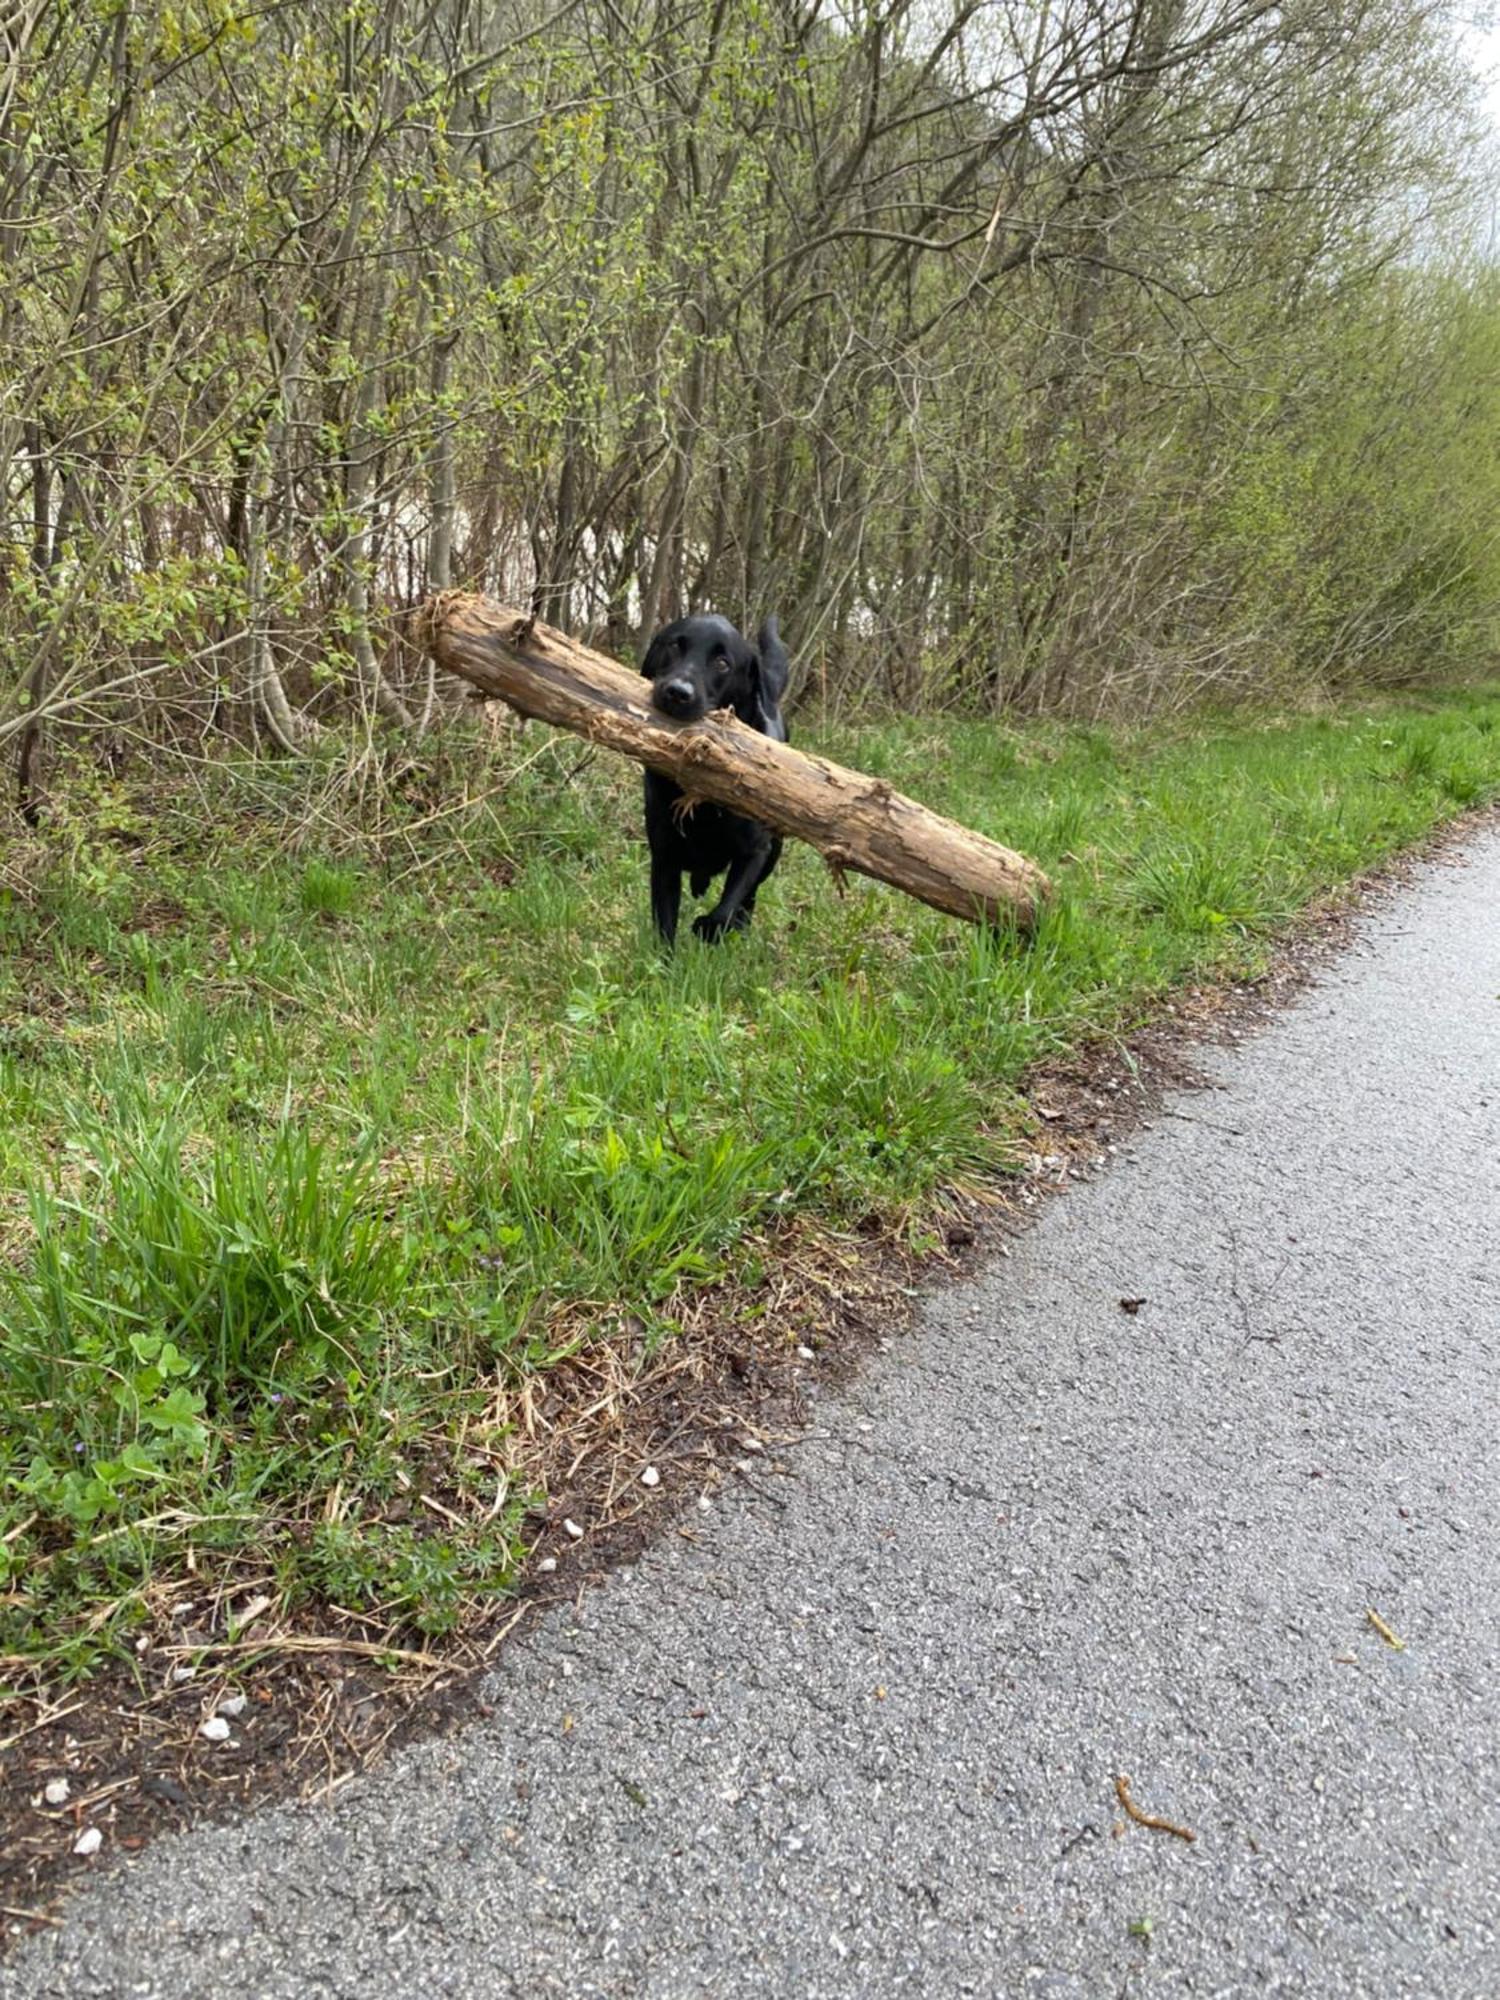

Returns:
709,649,727,667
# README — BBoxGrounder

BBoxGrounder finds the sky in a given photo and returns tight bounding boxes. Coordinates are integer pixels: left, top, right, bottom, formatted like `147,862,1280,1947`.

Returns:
1464,14,1500,127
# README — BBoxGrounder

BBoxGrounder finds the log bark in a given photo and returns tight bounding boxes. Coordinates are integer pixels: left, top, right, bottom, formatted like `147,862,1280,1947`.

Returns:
412,592,1051,931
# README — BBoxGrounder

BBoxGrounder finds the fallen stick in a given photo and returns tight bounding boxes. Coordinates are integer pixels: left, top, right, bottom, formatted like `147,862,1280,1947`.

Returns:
1114,1773,1197,1842
412,593,1052,931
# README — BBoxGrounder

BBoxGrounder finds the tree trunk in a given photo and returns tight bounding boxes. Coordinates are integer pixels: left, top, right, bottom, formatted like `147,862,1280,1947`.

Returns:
338,268,412,729
245,441,306,753
16,466,80,821
414,593,1051,932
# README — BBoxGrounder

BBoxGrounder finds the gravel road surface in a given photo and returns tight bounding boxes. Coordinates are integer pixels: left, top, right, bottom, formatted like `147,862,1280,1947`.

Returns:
6,826,1499,2000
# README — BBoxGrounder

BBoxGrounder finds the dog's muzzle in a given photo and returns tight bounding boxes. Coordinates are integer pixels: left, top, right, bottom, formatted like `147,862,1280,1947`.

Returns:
652,677,702,720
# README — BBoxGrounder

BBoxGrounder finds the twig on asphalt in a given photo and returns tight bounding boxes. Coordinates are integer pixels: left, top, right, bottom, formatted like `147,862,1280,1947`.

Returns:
1114,1774,1196,1842
1366,1608,1407,1651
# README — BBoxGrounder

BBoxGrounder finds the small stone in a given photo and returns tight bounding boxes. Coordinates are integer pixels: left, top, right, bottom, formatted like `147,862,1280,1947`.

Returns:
563,1519,584,1541
538,1556,558,1573
198,1716,231,1742
640,1465,661,1488
43,1778,70,1807
73,1827,103,1857
796,1346,816,1361
218,1693,248,1719
171,1665,197,1683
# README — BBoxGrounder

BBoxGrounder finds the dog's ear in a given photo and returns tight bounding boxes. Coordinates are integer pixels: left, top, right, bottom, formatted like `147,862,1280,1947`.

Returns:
640,631,671,680
727,634,777,732
756,614,791,707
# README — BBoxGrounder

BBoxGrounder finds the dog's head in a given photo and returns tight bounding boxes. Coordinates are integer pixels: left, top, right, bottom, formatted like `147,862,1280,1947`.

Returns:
641,613,781,733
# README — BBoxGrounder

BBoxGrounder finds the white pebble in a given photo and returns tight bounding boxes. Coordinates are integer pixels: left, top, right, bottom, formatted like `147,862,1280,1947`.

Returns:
563,1519,584,1541
73,1827,102,1857
218,1693,248,1719
537,1556,558,1573
199,1716,231,1742
171,1665,197,1683
797,1346,816,1361
43,1778,70,1807
640,1465,661,1488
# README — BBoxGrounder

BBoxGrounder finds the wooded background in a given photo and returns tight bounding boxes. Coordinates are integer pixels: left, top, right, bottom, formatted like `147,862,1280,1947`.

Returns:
3,0,1499,793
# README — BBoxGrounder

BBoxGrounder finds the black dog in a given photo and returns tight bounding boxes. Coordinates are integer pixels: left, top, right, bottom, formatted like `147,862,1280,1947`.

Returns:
640,612,791,945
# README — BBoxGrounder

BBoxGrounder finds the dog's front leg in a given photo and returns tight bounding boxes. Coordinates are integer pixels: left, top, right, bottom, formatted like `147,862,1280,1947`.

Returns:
693,849,766,942
651,853,683,946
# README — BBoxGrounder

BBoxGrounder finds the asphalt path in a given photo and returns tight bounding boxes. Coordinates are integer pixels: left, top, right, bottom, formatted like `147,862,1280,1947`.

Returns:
6,826,1500,2000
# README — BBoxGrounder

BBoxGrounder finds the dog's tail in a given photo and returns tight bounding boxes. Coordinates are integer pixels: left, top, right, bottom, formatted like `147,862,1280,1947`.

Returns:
757,614,791,705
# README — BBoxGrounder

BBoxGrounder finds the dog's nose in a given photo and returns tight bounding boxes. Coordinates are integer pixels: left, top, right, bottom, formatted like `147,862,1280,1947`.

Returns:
656,677,697,716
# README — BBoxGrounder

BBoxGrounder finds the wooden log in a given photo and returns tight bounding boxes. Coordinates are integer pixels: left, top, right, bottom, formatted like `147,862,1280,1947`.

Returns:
411,591,1052,931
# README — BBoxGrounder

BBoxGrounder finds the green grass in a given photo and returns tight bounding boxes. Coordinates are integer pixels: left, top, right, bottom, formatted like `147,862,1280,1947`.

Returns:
2,690,1497,1677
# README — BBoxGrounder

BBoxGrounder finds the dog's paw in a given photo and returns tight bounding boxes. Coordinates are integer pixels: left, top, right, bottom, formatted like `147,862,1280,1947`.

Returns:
694,909,751,943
